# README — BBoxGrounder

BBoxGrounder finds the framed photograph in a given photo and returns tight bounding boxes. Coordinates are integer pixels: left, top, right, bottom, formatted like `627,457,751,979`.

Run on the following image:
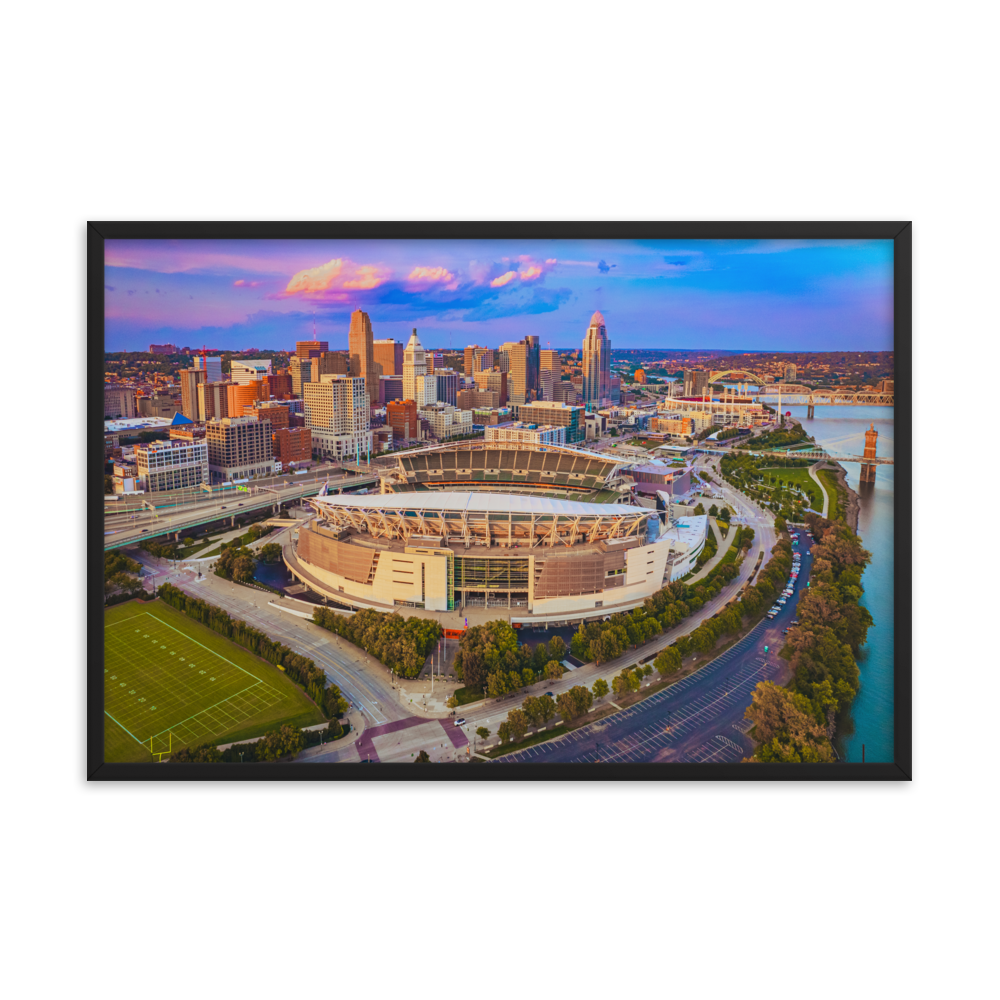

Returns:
89,222,911,780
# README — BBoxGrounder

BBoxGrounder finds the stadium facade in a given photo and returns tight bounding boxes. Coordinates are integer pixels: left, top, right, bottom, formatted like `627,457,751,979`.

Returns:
285,441,687,624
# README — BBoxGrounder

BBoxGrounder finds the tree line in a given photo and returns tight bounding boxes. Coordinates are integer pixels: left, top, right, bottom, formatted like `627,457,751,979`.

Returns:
312,606,442,679
156,582,349,718
454,622,568,701
743,511,873,762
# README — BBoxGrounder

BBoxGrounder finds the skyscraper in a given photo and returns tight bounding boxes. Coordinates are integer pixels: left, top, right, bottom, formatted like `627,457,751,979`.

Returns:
784,363,797,382
582,311,611,409
289,357,313,397
348,309,382,406
500,340,529,406
524,335,540,397
474,368,508,406
193,355,223,383
373,338,403,377
296,340,329,359
178,367,206,420
315,351,349,377
304,375,372,460
230,359,272,385
403,328,437,407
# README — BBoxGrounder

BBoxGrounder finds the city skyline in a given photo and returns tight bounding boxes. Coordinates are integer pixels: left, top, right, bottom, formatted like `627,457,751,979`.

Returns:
105,238,894,354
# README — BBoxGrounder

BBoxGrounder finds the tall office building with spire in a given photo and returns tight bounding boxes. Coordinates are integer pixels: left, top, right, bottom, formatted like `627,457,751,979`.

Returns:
403,328,437,407
582,311,611,409
348,308,382,406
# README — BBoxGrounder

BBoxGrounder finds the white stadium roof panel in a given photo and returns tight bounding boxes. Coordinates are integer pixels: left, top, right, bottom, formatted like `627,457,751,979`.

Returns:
313,491,642,517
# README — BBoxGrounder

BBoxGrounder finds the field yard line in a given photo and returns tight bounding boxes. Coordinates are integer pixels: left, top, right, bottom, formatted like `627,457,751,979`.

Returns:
104,710,146,746
104,612,148,628
145,680,272,743
144,612,268,682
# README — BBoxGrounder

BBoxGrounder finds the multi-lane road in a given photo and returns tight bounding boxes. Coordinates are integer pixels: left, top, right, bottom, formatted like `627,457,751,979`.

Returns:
104,467,379,549
496,534,811,764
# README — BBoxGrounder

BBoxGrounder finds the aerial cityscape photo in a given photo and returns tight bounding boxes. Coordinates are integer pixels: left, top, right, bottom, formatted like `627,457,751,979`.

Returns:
102,237,895,767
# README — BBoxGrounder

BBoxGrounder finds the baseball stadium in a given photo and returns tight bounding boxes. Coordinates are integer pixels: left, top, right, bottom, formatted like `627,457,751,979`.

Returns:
284,442,683,625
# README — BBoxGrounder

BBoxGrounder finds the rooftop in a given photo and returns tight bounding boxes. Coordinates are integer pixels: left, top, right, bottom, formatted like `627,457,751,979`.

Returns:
657,511,709,553
313,490,643,518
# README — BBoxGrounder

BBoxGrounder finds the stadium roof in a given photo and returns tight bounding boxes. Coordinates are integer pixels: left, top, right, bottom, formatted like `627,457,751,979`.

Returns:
314,491,642,518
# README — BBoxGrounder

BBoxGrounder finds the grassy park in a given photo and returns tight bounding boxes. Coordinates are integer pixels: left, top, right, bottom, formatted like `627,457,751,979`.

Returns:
103,599,324,763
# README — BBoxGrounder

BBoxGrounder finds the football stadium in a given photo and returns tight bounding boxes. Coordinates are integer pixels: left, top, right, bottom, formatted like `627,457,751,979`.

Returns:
285,442,689,625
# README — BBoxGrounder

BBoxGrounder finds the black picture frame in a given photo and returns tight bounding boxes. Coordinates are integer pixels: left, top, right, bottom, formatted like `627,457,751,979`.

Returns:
89,221,911,781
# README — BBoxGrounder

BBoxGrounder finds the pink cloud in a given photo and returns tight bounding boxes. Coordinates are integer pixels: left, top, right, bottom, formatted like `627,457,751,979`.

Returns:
233,279,245,286
233,279,261,288
407,265,458,289
545,258,557,265
344,265,391,290
491,270,518,288
282,258,391,297
519,265,543,281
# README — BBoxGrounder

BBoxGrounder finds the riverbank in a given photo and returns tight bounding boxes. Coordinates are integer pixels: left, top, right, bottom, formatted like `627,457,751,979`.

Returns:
829,463,860,533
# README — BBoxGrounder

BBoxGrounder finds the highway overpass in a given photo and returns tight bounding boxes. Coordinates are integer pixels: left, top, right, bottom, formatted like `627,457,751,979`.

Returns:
104,471,379,550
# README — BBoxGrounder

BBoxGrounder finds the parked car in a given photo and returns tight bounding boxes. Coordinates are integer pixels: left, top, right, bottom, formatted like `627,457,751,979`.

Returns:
454,718,466,727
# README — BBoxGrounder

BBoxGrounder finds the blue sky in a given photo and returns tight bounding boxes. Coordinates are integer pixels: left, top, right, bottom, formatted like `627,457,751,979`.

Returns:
104,238,894,353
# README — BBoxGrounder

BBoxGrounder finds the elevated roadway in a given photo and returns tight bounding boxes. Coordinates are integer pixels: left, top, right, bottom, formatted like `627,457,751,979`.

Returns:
104,470,378,549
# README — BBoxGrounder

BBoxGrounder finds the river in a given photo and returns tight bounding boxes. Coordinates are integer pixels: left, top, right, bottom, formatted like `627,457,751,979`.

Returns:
782,404,895,763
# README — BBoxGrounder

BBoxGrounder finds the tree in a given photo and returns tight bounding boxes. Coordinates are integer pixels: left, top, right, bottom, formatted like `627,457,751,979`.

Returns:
181,536,193,547
744,681,834,763
415,750,431,763
709,504,719,516
497,720,513,744
694,503,705,515
718,507,731,521
642,664,653,677
556,685,593,720
487,670,511,700
547,635,566,661
507,708,529,741
326,718,344,739
522,667,536,688
259,542,283,563
592,677,610,700
476,726,490,745
545,659,564,684
654,646,682,676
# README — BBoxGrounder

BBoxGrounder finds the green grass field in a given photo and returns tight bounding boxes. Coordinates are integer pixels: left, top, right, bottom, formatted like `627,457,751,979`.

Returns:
759,466,815,493
104,600,324,763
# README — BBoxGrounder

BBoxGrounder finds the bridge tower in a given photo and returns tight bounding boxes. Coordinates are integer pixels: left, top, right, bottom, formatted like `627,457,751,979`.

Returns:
807,395,815,419
860,422,878,482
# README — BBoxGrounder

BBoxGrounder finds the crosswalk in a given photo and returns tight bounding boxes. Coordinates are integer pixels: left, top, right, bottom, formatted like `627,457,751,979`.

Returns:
496,622,780,765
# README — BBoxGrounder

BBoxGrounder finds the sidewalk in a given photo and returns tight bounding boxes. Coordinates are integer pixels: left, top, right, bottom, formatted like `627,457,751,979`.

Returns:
808,462,830,517
292,708,367,760
686,517,736,585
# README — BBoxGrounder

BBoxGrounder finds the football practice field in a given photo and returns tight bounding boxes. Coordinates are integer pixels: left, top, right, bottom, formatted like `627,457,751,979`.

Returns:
104,600,324,763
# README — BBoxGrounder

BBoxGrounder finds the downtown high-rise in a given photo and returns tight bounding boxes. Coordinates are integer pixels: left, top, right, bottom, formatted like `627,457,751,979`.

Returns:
348,309,382,406
582,311,611,409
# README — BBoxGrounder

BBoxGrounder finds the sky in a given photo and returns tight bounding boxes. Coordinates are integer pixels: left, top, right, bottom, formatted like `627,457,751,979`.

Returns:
104,238,894,354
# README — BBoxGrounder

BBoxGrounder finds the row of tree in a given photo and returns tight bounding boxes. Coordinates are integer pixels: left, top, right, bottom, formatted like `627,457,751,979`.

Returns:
312,606,442,679
170,724,307,763
743,512,873,762
454,621,567,696
156,583,349,718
